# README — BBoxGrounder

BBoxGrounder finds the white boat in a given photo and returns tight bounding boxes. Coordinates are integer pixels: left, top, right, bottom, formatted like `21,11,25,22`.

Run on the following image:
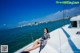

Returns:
14,15,80,53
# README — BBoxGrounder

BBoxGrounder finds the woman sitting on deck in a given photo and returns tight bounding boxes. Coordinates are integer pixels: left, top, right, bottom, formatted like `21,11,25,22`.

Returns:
22,28,50,53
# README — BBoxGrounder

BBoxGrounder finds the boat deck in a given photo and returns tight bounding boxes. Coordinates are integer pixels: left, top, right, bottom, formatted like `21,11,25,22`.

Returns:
15,24,80,53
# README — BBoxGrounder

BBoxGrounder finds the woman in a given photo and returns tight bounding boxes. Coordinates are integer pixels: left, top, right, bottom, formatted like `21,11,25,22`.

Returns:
22,28,50,53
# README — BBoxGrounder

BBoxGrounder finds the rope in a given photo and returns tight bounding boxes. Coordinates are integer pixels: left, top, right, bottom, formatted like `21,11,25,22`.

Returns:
30,33,34,42
58,29,61,53
58,3,66,53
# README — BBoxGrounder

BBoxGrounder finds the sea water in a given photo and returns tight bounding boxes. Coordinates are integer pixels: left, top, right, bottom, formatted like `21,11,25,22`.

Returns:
0,19,70,53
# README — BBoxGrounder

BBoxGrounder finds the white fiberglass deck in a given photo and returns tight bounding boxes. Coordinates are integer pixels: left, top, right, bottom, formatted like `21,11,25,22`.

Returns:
15,24,80,53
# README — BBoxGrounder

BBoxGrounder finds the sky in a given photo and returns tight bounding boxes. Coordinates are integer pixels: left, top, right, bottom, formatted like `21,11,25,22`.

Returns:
0,0,80,28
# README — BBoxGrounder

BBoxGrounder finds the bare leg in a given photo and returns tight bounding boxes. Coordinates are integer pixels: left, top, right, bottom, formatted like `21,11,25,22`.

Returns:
32,39,41,47
24,39,41,52
25,44,40,51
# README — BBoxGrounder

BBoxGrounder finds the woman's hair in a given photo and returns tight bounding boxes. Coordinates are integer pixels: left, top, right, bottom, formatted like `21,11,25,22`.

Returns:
45,28,49,33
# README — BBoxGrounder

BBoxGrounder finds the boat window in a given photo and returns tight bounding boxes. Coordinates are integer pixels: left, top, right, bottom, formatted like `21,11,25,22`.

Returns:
71,21,77,27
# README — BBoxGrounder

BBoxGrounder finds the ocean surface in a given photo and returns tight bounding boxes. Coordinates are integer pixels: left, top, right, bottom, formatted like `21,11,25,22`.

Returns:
0,19,70,53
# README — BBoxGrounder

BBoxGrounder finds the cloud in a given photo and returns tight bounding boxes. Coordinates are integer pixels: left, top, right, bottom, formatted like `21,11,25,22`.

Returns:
18,6,80,26
3,24,6,26
18,20,28,25
45,6,80,20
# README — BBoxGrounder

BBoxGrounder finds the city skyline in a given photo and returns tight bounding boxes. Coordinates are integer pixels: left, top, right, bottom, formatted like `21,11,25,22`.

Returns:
0,0,80,29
